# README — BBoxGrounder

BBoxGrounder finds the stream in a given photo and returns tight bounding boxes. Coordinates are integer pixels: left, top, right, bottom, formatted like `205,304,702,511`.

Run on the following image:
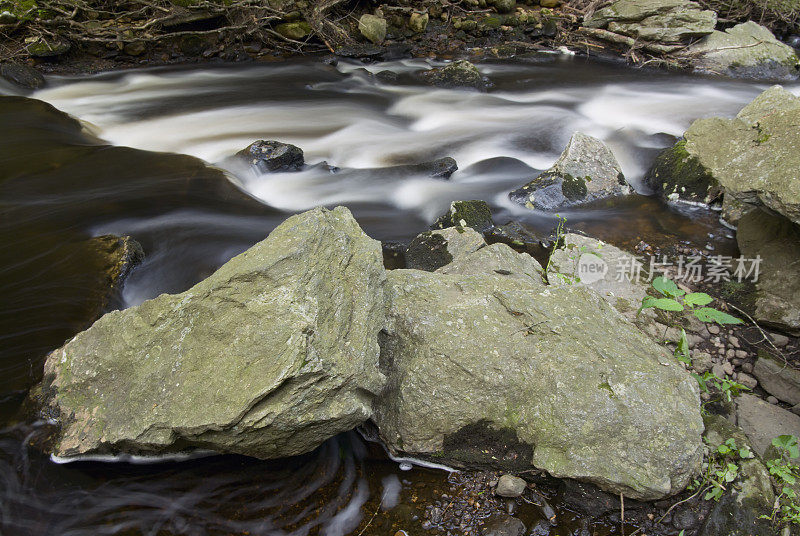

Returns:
1,54,798,536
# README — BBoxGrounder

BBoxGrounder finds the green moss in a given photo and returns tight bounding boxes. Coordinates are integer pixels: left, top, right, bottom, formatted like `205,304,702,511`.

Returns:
560,173,589,201
645,139,718,202
482,15,503,28
598,381,616,398
433,200,494,232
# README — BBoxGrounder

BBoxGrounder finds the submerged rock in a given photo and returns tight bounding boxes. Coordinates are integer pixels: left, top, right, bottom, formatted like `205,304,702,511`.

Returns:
0,63,45,90
646,86,800,225
737,208,800,334
41,207,387,459
509,132,631,211
421,60,487,90
236,140,304,173
585,0,716,44
432,200,495,233
686,21,800,80
375,264,703,500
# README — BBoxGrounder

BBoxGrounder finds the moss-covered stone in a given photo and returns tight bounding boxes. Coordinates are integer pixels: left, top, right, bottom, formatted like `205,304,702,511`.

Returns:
644,139,719,203
432,200,495,232
275,21,311,40
421,60,486,90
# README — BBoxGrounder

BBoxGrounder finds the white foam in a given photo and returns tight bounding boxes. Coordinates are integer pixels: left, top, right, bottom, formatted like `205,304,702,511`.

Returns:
51,450,216,465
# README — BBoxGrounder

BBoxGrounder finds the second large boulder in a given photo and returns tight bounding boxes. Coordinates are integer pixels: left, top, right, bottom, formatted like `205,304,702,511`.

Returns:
40,207,387,460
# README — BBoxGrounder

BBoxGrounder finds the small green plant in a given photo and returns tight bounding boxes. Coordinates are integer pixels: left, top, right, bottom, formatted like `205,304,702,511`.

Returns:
545,215,580,285
638,277,747,400
689,437,754,502
762,435,800,527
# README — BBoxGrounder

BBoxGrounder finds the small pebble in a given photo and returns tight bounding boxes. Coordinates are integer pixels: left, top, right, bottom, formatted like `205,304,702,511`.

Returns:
768,396,779,405
723,362,734,376
708,325,720,335
735,350,748,359
737,373,758,390
726,349,736,359
770,333,790,347
730,336,740,348
732,358,742,366
742,362,754,373
712,364,726,378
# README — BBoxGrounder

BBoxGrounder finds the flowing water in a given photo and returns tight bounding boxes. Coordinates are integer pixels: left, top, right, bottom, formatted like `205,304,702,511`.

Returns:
1,54,798,536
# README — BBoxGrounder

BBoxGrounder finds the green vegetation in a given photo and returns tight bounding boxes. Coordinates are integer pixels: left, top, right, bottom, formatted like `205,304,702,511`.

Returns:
762,435,800,527
690,437,754,501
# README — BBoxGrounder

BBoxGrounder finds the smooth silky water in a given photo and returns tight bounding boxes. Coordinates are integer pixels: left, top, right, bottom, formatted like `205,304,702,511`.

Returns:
1,54,797,535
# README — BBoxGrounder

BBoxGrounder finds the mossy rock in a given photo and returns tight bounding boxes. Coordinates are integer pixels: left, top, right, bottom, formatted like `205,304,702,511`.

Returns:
26,37,71,57
432,200,495,232
644,139,720,203
275,21,311,40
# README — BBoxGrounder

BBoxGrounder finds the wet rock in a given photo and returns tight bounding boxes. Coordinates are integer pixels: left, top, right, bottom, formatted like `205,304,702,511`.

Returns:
686,21,800,80
41,207,387,459
405,227,485,272
359,14,387,45
509,132,631,211
736,393,800,457
0,63,45,89
495,474,527,497
737,208,800,334
275,21,312,40
482,514,525,536
421,60,487,90
753,351,800,405
409,11,429,33
236,140,304,173
432,200,495,233
559,479,620,516
585,0,716,44
771,332,790,347
392,157,457,179
646,86,800,223
382,241,407,270
123,41,147,56
334,44,386,60
375,268,703,500
484,221,550,267
26,37,71,58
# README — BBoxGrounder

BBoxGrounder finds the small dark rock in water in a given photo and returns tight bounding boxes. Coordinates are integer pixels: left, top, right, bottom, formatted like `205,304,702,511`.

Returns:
432,200,495,232
409,156,458,179
0,63,45,89
334,43,385,61
421,60,487,90
559,479,620,517
236,140,304,173
788,34,800,49
482,514,526,536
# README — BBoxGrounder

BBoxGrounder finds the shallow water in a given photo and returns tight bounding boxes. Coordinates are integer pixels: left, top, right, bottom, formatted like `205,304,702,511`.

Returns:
1,54,796,535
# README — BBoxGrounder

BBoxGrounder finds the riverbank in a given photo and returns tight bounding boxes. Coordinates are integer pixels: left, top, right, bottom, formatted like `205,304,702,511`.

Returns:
0,0,799,79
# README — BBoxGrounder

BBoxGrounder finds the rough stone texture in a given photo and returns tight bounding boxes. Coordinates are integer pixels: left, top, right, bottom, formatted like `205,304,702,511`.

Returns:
359,14,387,45
736,393,800,457
737,208,800,334
753,351,800,405
547,233,649,323
687,22,800,80
496,474,527,497
375,269,703,500
236,140,305,173
275,22,312,40
26,37,71,57
585,0,716,44
409,12,429,33
406,227,486,272
0,63,45,89
509,133,631,211
421,60,487,90
646,86,800,224
42,207,387,459
432,200,495,232
438,243,544,285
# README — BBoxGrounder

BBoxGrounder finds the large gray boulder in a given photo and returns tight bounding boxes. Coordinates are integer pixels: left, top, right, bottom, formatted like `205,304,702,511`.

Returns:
753,351,800,406
375,264,703,500
646,86,800,226
585,0,716,44
510,132,631,211
737,208,800,334
686,21,800,80
41,207,387,459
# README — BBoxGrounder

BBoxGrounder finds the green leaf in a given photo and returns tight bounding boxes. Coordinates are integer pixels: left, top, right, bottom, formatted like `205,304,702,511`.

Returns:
652,276,685,298
684,292,714,307
641,296,684,312
773,435,800,459
693,307,743,325
692,372,710,392
674,328,691,364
